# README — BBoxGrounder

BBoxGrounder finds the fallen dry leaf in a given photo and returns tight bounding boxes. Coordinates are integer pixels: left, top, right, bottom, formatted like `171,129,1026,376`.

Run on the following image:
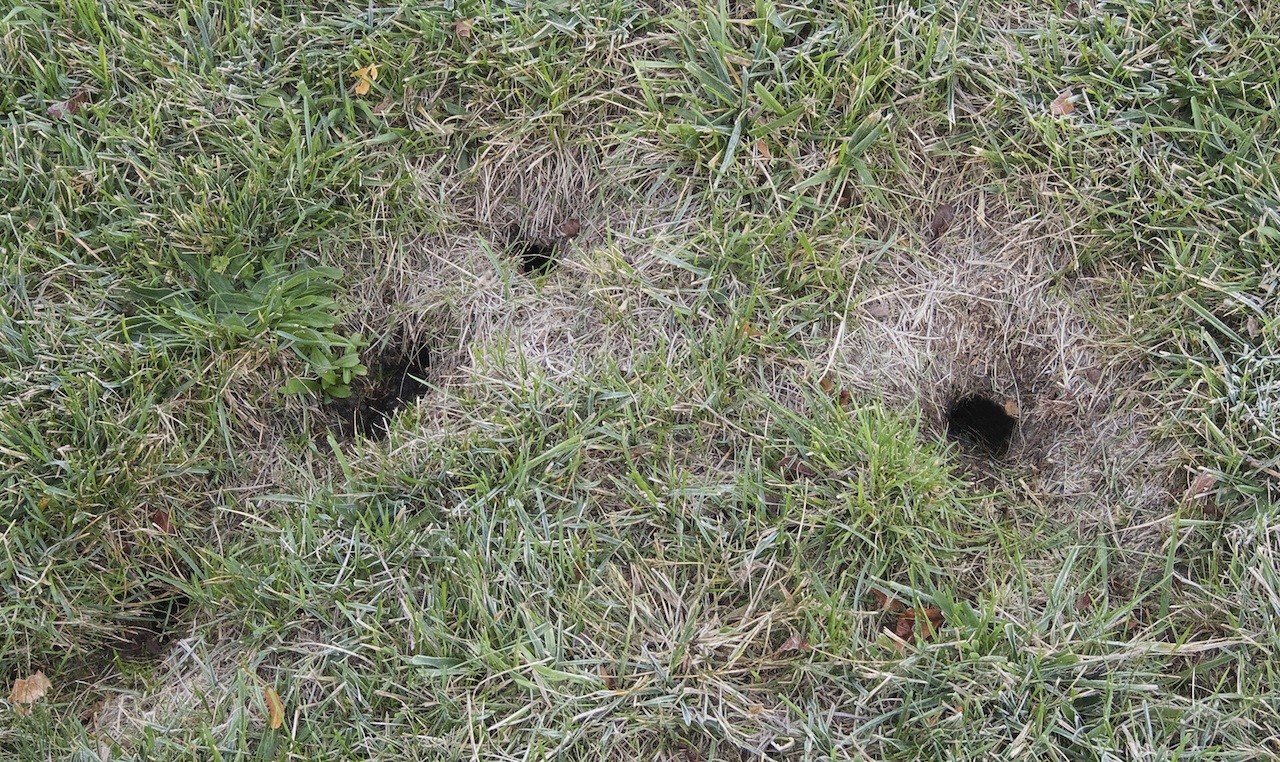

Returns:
772,632,809,657
1084,367,1102,384
838,388,853,407
818,375,836,394
1075,592,1093,612
47,90,90,120
264,686,284,730
1003,398,1020,418
372,93,395,115
352,64,379,96
559,218,582,238
754,138,772,160
9,672,52,716
454,18,473,38
780,454,818,479
919,607,945,639
872,589,906,614
1183,469,1218,505
1050,90,1075,116
150,509,172,534
927,202,956,242
893,607,945,642
893,609,917,641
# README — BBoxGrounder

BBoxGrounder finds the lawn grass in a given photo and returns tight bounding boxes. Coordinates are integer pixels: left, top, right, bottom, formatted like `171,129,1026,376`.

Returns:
2,0,1278,759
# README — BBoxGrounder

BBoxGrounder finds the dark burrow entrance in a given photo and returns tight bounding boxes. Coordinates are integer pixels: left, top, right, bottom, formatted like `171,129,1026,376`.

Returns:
507,225,559,276
325,339,433,439
115,585,191,660
947,393,1017,457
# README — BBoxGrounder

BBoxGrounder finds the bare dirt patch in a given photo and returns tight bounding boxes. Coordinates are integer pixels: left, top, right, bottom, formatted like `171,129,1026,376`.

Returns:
325,337,434,439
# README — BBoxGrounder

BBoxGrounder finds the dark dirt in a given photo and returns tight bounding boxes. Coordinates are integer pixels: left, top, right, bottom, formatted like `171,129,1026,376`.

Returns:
514,239,558,276
115,586,191,660
506,225,560,276
326,340,432,439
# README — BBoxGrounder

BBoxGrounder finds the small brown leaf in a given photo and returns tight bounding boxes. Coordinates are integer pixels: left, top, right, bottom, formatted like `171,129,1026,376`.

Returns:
838,388,853,407
150,509,172,534
454,18,473,38
888,605,945,647
818,375,835,394
872,590,906,613
1183,469,1218,505
1084,367,1102,384
1246,315,1261,338
919,607,945,640
739,321,760,338
927,202,956,242
264,686,284,730
771,632,809,657
1075,592,1093,612
1050,90,1075,116
754,138,772,160
559,218,582,238
9,672,52,716
1003,398,1020,418
893,609,916,640
372,94,395,115
599,666,616,690
780,454,818,479
47,90,90,120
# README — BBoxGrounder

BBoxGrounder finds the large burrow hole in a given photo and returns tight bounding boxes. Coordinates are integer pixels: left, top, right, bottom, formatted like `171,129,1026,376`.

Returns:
946,393,1017,457
507,225,559,276
325,338,433,439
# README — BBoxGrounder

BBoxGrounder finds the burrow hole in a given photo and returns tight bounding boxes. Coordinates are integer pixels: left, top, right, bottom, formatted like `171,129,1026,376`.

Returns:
507,225,559,276
116,585,191,661
946,393,1017,457
325,338,433,439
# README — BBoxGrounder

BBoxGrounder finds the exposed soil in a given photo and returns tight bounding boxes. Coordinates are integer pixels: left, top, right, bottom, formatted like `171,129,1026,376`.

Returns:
326,339,433,439
114,587,192,660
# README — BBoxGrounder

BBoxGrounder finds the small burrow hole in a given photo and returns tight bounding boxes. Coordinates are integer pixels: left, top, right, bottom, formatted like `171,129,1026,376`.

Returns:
508,226,559,276
947,393,1017,457
116,586,191,660
326,339,433,439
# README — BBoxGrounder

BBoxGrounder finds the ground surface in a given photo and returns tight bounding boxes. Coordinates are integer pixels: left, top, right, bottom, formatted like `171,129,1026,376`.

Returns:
2,1,1279,760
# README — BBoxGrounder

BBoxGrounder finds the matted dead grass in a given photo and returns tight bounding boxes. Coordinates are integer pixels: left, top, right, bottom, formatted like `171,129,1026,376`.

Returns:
90,134,1193,753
